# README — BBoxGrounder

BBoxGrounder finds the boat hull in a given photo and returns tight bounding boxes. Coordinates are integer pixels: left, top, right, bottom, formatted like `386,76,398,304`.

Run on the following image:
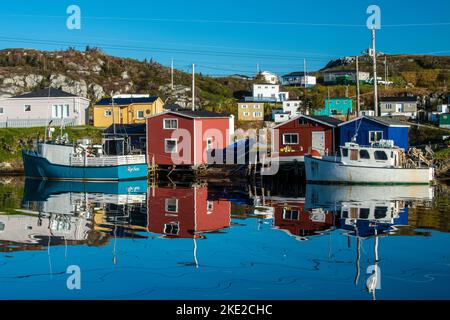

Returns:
22,150,148,181
304,155,434,185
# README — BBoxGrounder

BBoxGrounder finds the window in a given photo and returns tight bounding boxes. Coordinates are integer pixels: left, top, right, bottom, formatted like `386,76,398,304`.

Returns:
164,222,179,235
374,150,388,160
359,149,370,159
104,109,112,117
283,133,299,145
283,209,299,220
344,100,348,104
335,100,340,105
165,198,178,213
286,103,290,107
254,112,262,118
341,148,348,157
24,105,31,112
207,201,214,213
64,104,70,118
243,112,249,117
254,105,261,109
137,110,145,119
369,131,383,144
330,109,337,115
164,119,178,129
374,207,388,219
165,139,177,153
241,105,248,109
359,208,370,219
0,107,3,114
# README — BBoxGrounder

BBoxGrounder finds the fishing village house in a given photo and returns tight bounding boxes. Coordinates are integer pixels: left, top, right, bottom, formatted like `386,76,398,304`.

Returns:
281,72,316,87
259,71,279,84
314,97,353,116
323,70,370,85
379,96,418,118
252,84,289,102
338,116,410,150
273,115,342,163
146,110,235,167
147,185,231,238
283,100,304,117
237,100,264,121
93,95,164,128
0,87,90,128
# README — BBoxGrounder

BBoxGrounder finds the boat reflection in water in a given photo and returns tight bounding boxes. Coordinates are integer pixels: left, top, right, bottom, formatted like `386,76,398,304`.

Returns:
0,179,148,253
305,184,434,300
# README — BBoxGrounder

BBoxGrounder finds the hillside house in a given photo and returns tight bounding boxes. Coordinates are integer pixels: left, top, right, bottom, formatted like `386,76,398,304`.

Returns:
379,96,418,118
0,88,90,128
93,95,164,128
314,97,353,116
281,72,316,87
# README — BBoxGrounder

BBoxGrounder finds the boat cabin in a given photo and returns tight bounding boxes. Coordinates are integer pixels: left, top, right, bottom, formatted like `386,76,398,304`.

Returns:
340,141,403,168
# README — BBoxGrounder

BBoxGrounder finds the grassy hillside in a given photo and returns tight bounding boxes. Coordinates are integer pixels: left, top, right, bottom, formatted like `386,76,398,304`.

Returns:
0,126,102,165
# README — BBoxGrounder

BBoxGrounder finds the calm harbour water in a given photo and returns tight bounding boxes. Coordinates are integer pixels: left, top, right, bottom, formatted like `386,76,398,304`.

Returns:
0,176,449,300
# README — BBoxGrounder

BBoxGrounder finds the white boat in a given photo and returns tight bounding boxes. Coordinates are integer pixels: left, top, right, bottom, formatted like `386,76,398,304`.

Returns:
304,140,434,185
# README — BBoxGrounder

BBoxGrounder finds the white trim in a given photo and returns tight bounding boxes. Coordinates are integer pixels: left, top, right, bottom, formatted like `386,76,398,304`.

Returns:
165,198,178,213
163,118,178,129
282,133,299,145
274,114,339,129
164,138,178,153
337,116,410,128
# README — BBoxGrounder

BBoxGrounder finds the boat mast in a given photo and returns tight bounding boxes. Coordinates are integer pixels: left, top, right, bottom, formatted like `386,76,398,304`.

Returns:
372,29,379,116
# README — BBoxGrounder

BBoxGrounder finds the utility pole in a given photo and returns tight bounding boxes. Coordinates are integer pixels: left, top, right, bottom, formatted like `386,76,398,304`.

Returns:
192,63,195,111
372,29,379,117
171,58,174,90
256,63,260,74
356,56,361,115
304,58,308,113
111,91,116,135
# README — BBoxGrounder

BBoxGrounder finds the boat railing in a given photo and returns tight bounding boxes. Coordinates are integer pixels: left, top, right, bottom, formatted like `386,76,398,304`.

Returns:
69,155,146,167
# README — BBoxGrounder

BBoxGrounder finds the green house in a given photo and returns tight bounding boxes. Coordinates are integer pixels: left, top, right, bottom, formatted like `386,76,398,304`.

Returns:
314,98,353,116
439,113,450,129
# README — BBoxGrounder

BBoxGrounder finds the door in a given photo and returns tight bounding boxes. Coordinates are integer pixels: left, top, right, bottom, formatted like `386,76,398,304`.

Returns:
311,131,325,154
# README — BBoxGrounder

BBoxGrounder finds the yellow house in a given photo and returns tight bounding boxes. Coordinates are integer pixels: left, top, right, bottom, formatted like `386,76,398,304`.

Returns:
237,101,264,121
93,96,164,127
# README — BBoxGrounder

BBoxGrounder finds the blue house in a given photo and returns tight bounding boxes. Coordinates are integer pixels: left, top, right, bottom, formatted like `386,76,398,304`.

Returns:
272,108,284,120
338,116,410,150
315,97,352,116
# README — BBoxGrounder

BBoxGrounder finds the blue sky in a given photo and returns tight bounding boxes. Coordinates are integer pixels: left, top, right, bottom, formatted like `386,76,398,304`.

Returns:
0,0,448,76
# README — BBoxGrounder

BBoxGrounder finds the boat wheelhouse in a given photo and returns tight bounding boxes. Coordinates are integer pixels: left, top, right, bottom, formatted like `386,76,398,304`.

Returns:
305,141,434,185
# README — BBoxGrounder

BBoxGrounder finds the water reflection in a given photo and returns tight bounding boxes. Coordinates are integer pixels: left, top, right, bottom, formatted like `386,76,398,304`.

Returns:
0,177,448,299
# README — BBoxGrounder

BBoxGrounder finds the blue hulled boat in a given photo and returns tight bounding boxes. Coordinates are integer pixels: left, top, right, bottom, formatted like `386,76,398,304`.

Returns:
22,140,147,181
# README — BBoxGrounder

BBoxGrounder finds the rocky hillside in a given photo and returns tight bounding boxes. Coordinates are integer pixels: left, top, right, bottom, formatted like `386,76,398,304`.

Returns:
0,48,252,113
319,54,450,89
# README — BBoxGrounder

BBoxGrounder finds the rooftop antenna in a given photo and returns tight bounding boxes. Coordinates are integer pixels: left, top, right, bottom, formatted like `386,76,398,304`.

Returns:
371,28,379,116
192,63,195,111
356,56,361,115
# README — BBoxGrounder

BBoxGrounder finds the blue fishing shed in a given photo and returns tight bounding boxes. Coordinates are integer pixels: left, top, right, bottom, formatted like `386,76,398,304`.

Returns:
338,116,410,150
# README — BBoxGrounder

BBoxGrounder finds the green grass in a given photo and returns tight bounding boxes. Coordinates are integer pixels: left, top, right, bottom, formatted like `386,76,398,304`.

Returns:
435,148,450,161
0,126,102,163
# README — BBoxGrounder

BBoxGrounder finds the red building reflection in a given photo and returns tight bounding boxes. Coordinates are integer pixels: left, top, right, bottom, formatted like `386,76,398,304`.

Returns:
272,200,334,240
147,185,231,238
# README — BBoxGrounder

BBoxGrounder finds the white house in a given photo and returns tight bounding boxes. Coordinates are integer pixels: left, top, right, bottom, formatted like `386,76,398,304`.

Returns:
282,100,303,117
0,88,90,128
259,71,279,84
437,104,449,114
281,72,316,87
252,84,289,102
274,112,290,123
